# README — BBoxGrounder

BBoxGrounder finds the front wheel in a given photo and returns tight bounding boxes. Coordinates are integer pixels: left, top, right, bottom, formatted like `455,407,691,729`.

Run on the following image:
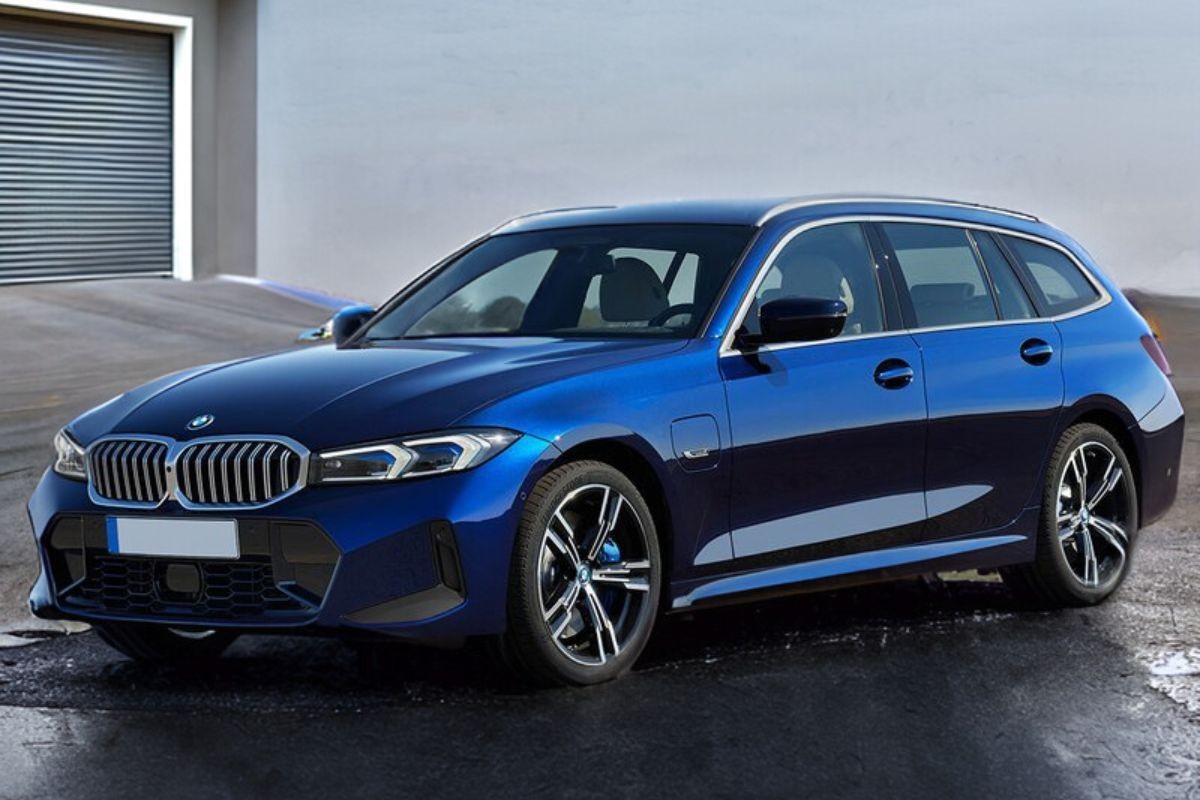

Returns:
1003,423,1138,606
496,460,662,686
95,622,237,664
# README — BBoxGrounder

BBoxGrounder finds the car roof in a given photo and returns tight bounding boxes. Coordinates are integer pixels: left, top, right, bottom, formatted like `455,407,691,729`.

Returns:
494,193,1041,234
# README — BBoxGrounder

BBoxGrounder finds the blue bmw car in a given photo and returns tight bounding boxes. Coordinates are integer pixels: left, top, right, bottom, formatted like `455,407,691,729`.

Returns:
29,195,1184,685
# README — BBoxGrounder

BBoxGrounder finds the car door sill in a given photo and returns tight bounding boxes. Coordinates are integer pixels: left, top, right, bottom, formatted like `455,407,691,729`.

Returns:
672,533,1026,610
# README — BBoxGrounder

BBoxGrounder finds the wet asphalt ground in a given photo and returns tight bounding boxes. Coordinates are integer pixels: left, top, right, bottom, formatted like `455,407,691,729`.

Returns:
0,280,1197,799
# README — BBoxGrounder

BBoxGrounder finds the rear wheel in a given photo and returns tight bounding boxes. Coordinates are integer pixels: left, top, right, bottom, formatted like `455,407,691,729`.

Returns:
95,622,237,664
1003,423,1138,606
496,460,662,686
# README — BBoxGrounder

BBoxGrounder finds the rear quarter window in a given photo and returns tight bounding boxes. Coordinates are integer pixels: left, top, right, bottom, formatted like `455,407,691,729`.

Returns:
1001,236,1100,315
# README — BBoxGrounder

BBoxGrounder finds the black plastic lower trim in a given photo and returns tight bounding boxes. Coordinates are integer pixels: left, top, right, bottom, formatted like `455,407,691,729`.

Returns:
342,519,467,626
44,514,339,622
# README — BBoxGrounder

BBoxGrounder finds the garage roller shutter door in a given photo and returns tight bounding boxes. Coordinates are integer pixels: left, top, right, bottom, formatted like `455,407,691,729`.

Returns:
0,14,172,283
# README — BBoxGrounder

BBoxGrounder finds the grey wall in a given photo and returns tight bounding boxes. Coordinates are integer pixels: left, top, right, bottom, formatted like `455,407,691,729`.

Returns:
216,0,256,276
256,0,1200,303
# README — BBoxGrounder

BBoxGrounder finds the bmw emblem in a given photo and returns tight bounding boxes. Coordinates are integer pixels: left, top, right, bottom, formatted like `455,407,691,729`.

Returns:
186,413,215,431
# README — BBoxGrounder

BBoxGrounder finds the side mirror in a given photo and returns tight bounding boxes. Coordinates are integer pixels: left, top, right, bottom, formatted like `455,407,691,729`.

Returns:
297,304,376,347
749,297,847,346
331,304,377,347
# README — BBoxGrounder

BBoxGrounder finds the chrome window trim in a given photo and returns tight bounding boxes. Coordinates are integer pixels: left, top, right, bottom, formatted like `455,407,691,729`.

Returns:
85,434,311,512
756,196,1039,226
719,215,1111,358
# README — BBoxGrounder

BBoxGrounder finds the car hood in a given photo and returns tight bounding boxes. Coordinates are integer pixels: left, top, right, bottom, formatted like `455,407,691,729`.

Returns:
71,338,684,450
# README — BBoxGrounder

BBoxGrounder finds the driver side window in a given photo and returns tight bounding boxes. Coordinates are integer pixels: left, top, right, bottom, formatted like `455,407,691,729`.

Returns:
746,223,884,338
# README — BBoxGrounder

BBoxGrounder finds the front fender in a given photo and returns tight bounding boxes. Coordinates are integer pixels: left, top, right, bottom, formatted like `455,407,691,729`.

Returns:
458,341,733,584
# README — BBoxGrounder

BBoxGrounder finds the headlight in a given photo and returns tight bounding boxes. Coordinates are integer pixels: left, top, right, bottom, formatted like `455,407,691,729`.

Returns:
53,428,87,481
314,429,520,484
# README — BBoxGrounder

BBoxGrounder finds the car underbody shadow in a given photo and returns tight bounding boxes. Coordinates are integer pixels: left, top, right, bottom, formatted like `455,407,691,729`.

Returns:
0,572,1030,709
636,573,1023,671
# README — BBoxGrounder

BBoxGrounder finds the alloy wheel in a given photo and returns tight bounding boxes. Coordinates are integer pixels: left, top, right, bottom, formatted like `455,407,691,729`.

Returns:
1055,441,1131,588
537,483,653,666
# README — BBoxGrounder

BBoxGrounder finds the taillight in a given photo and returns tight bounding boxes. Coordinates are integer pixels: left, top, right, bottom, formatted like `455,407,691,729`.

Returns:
1140,334,1173,377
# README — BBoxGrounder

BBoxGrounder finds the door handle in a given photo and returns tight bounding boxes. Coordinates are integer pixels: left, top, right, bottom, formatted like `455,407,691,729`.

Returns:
1021,339,1054,366
874,359,915,389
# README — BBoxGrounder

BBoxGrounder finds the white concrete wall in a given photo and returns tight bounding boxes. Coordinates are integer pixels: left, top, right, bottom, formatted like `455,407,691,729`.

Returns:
256,0,1200,303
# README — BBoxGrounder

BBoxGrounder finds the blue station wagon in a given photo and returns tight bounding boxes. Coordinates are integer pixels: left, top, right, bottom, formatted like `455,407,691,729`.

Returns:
30,195,1184,685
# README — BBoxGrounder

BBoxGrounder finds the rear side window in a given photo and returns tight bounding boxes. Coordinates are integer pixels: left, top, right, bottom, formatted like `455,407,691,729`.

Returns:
1001,236,1099,314
881,223,998,328
667,253,699,305
972,231,1035,320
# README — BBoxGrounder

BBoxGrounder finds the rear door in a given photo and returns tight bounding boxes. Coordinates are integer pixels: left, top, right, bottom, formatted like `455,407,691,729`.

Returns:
875,221,1064,539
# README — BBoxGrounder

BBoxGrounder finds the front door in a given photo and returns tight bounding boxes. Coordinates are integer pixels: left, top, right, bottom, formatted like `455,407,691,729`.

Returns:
720,222,928,567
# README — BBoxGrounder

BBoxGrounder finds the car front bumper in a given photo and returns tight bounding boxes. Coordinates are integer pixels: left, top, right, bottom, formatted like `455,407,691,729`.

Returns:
27,434,558,646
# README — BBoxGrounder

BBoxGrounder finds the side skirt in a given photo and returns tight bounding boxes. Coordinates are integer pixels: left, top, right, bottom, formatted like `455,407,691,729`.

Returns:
670,531,1032,611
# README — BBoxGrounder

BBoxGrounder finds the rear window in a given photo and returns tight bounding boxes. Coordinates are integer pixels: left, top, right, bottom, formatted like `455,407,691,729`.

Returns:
1001,236,1099,315
973,231,1036,320
881,223,998,328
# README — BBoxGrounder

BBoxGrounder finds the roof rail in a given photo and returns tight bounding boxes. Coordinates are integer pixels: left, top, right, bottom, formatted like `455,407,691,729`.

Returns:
757,195,1039,225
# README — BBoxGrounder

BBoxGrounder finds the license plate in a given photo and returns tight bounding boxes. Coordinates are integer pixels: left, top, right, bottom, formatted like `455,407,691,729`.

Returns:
107,517,239,559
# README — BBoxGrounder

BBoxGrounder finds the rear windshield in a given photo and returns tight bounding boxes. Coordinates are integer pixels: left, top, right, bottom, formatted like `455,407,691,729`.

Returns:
363,224,755,341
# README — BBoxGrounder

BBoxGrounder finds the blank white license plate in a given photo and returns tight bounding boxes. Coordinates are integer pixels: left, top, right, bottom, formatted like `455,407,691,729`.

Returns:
107,517,239,559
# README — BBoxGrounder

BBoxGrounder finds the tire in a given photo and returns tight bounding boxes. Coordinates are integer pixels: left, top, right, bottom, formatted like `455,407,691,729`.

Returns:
94,622,237,664
1002,423,1138,607
495,460,663,686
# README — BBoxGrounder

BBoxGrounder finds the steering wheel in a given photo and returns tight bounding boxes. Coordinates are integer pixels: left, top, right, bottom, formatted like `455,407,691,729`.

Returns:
649,303,698,328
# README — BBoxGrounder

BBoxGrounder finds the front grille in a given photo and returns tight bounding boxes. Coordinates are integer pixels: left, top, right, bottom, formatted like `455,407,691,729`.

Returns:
89,439,169,504
176,440,302,506
87,437,304,508
74,554,307,618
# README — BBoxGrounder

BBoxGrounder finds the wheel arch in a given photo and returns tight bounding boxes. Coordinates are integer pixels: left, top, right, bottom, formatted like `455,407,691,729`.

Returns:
1059,398,1144,523
550,437,675,584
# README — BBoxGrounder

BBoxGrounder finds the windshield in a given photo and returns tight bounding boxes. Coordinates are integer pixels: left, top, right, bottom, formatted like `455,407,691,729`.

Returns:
362,224,755,341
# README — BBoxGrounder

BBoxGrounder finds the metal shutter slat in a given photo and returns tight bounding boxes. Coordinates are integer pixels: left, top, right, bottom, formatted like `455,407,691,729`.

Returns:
0,14,172,283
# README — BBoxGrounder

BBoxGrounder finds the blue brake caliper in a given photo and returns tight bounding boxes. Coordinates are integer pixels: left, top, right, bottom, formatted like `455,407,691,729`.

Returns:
598,538,621,607
599,538,621,565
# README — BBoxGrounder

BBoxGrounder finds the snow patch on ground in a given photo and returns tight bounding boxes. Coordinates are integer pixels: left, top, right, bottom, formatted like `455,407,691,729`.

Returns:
1148,649,1200,677
1141,648,1200,716
0,622,89,649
